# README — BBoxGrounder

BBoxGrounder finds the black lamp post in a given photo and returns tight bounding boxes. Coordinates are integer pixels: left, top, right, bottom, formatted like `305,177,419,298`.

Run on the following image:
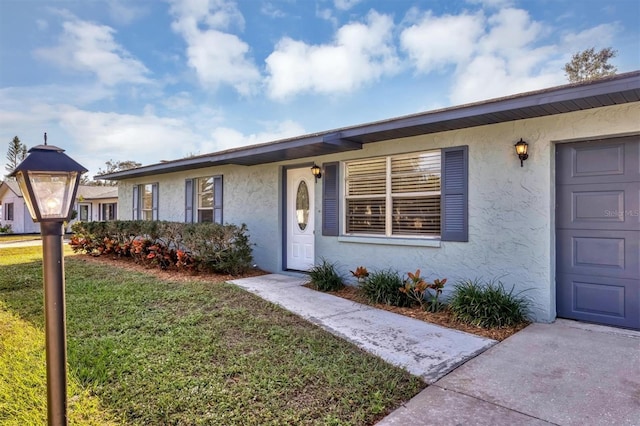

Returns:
10,136,87,426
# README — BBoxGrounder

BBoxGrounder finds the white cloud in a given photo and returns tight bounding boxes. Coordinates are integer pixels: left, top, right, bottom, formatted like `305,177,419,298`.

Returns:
334,0,363,11
400,6,573,104
35,19,150,86
261,2,286,19
401,11,485,73
202,119,306,152
560,23,619,51
183,29,261,95
479,8,543,54
450,55,562,104
466,0,514,8
168,0,260,95
106,0,148,25
265,11,400,100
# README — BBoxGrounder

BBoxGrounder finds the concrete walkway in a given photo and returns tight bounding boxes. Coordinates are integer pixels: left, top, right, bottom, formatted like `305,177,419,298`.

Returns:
380,320,640,425
230,273,496,383
231,274,640,426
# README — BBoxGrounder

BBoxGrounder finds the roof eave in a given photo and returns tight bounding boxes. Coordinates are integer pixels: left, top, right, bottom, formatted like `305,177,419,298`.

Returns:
98,71,640,181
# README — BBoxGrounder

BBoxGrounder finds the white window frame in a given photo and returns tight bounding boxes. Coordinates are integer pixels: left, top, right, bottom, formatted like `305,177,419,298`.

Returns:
4,202,14,221
196,177,214,223
343,150,442,238
141,184,154,221
78,203,90,221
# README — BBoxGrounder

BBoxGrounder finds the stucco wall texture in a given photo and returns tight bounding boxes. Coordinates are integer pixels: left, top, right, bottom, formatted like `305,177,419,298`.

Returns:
117,103,640,322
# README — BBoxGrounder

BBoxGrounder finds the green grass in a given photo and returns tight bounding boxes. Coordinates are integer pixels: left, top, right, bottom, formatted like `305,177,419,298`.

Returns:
0,247,425,425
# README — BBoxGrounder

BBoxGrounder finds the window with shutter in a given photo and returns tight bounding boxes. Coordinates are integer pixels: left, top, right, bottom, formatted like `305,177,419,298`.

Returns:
441,146,468,242
322,162,339,236
185,179,193,223
194,175,223,224
343,148,463,239
132,185,139,220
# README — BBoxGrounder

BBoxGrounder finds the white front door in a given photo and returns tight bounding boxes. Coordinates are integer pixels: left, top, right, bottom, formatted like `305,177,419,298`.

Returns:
286,167,315,270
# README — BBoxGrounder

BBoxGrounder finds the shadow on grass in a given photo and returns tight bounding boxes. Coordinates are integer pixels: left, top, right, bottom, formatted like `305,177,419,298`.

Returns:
1,255,425,425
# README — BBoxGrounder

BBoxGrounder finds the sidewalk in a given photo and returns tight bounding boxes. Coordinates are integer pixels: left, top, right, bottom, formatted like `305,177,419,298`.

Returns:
230,273,496,383
231,274,640,426
380,320,640,425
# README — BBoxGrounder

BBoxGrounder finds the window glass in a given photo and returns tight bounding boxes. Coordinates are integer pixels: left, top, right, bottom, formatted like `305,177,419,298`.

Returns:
4,203,14,221
296,180,309,230
197,177,214,222
102,203,116,221
142,184,153,220
345,150,441,237
79,204,89,221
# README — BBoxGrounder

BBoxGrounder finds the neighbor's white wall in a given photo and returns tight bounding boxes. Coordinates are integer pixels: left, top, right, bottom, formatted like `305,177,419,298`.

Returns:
0,192,40,234
115,103,640,322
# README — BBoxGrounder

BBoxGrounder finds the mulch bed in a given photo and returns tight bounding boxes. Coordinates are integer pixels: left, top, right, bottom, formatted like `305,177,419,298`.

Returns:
322,285,529,341
76,254,527,341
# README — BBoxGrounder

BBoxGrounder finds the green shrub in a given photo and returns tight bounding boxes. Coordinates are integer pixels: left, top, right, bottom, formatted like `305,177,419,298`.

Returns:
0,223,13,233
308,259,344,292
361,269,412,307
69,220,253,275
399,269,447,312
448,279,531,328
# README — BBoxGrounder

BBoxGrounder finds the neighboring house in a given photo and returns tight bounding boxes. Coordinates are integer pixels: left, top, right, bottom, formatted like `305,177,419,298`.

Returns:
72,186,119,223
100,72,640,330
0,180,40,233
0,182,118,233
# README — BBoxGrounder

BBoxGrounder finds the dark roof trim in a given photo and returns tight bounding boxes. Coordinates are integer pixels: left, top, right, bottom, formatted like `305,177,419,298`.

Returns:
99,71,640,180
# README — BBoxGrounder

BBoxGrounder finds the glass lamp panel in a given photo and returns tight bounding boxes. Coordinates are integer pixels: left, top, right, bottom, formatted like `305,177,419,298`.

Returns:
15,171,38,220
28,171,77,219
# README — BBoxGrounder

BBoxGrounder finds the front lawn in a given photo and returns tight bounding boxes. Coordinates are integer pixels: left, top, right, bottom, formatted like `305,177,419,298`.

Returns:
0,247,424,425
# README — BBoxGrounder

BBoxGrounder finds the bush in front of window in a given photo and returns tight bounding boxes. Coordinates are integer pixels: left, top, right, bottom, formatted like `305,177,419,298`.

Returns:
448,279,532,328
360,269,413,307
69,220,253,276
308,258,344,292
0,223,12,233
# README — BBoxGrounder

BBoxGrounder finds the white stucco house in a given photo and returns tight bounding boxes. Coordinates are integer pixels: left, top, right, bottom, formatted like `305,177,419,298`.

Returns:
99,72,640,330
0,180,40,233
0,182,118,233
73,186,118,223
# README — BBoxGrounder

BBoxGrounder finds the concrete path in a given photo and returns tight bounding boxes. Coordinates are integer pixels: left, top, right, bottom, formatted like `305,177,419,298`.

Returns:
379,319,640,426
0,238,43,248
230,273,496,383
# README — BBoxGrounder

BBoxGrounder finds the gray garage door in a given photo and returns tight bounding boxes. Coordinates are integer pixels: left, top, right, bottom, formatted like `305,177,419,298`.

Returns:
556,136,639,330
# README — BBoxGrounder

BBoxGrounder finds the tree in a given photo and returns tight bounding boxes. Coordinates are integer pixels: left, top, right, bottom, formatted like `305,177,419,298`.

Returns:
5,136,28,178
564,47,617,83
94,159,142,186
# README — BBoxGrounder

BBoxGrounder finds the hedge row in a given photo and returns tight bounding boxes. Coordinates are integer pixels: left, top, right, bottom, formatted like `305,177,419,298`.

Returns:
69,220,253,275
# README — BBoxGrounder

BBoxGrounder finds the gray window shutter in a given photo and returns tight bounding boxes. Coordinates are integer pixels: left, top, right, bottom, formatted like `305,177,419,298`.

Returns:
132,185,139,220
185,179,194,223
213,176,223,224
152,183,159,221
441,146,468,242
322,162,339,236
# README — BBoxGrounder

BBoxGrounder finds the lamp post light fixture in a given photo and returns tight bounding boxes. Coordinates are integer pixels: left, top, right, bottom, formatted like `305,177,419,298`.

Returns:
10,136,87,426
514,138,529,167
311,164,322,182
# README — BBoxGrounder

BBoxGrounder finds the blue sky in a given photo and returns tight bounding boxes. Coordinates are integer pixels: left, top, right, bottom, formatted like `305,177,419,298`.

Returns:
1,0,638,177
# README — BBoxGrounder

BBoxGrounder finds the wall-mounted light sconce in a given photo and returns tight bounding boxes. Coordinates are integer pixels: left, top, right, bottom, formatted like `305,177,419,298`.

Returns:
514,139,529,167
311,164,322,182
